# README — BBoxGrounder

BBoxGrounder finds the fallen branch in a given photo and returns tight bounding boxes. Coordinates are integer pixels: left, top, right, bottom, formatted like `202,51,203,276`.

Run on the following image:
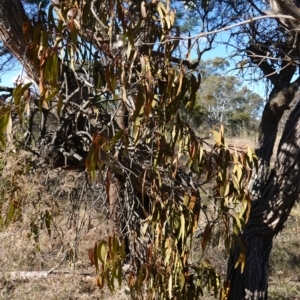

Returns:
1,254,68,281
0,270,95,281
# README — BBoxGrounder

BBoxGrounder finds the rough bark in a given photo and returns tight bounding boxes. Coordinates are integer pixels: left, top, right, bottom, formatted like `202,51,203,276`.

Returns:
227,80,300,299
251,77,300,201
226,7,300,295
0,0,38,82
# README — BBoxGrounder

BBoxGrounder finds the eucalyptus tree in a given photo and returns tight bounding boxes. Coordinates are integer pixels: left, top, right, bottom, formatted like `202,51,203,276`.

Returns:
188,58,263,134
205,1,300,299
178,1,300,298
1,0,300,299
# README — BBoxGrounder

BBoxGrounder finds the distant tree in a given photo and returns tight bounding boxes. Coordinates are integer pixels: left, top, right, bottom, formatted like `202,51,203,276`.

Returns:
227,87,263,136
187,58,263,135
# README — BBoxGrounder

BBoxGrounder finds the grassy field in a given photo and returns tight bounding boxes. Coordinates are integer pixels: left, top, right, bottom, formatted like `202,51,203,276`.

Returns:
1,137,300,299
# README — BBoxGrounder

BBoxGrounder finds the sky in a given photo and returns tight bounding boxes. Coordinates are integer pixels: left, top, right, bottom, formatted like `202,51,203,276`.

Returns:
0,17,267,100
0,42,267,98
0,0,272,105
195,38,267,98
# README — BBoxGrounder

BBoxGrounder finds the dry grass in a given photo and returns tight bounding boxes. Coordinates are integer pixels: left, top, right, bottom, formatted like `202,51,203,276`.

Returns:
268,203,300,300
0,151,123,300
0,192,130,299
1,137,300,299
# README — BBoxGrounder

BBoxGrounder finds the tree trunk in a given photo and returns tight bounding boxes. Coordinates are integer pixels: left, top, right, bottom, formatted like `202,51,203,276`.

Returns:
227,79,300,299
0,0,38,82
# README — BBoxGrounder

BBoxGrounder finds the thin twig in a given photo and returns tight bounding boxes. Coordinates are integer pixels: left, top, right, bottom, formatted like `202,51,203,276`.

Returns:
141,14,298,45
91,0,108,30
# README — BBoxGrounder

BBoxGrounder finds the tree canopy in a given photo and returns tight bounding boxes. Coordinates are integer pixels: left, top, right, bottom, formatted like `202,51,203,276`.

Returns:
1,0,300,299
186,58,263,134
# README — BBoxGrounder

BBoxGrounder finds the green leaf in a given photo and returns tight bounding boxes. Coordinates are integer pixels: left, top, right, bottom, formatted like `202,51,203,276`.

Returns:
6,113,12,144
201,223,211,251
232,213,242,231
236,163,243,183
180,271,185,291
111,130,124,142
98,240,108,264
116,262,122,288
14,82,32,100
44,89,58,102
212,130,221,144
183,194,189,206
94,243,99,272
232,174,240,191
132,85,146,122
0,106,11,145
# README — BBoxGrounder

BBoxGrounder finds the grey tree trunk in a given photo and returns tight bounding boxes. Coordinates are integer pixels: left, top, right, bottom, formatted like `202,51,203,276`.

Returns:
227,78,300,299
